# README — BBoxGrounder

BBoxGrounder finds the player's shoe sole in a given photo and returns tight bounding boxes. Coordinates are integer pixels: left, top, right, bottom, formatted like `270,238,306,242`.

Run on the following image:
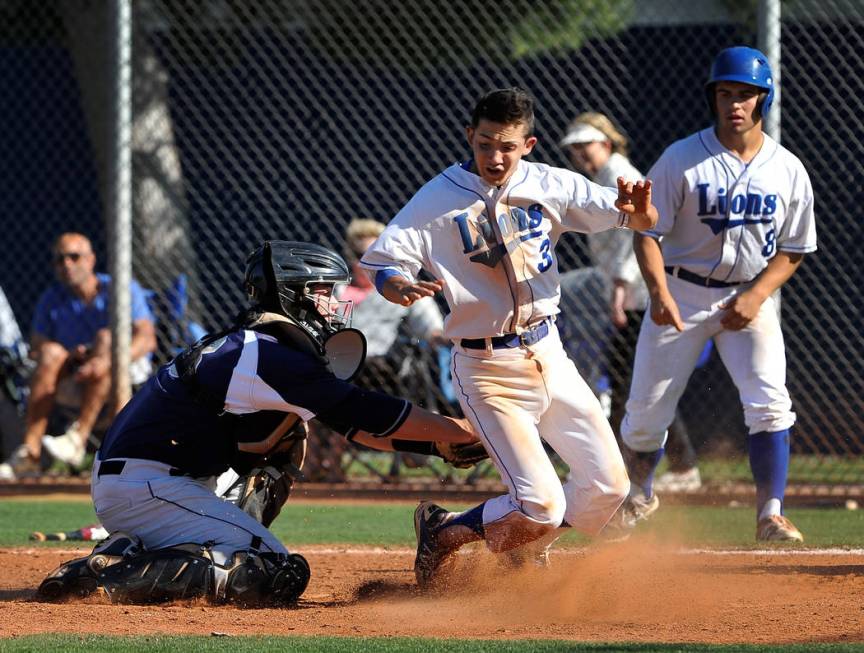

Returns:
756,514,804,542
413,501,455,590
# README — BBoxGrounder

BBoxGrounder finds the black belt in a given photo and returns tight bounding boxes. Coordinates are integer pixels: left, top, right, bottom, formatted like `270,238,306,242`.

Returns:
97,459,184,477
665,266,744,289
461,319,550,350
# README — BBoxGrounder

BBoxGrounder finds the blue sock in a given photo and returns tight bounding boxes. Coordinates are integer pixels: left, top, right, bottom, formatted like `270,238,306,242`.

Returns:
629,448,665,498
747,429,790,517
447,502,485,537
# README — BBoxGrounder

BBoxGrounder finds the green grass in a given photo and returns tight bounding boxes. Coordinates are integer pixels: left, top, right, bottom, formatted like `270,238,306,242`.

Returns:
1,635,863,653
3,499,864,549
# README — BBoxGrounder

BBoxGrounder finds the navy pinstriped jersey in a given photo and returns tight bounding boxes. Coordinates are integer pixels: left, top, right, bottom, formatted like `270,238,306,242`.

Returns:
99,329,410,477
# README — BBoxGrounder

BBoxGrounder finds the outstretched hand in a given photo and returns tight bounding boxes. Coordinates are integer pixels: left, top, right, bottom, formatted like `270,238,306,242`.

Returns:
615,177,658,232
385,277,446,307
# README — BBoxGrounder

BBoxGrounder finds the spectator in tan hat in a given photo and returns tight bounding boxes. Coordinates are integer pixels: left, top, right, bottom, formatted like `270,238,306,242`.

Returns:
560,112,702,493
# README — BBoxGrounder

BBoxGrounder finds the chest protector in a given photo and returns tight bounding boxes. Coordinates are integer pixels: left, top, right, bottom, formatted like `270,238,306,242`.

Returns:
171,311,366,459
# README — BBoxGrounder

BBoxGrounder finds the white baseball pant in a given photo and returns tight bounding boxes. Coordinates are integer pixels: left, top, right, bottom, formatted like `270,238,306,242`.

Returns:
451,323,629,551
622,273,795,453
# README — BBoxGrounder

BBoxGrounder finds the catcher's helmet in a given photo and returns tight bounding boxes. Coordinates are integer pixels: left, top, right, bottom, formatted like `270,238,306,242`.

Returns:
705,46,774,119
244,240,352,344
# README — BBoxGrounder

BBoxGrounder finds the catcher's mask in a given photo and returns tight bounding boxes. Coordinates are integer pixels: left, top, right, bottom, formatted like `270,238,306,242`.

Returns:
244,240,365,379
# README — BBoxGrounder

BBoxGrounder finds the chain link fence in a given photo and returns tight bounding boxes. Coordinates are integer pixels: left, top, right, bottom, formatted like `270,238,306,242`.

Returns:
1,0,862,488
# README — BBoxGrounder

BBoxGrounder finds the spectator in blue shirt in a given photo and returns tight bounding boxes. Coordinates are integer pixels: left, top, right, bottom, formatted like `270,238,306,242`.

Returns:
2,233,156,477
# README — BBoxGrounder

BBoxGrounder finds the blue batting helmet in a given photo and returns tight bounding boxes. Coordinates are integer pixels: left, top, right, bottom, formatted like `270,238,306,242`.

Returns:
705,46,775,119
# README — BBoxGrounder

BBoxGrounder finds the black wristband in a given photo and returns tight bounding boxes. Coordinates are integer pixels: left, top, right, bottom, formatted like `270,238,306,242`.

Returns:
390,439,437,456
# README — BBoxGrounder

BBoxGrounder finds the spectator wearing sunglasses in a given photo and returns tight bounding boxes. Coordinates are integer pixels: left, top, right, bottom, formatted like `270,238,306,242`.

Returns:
0,233,155,479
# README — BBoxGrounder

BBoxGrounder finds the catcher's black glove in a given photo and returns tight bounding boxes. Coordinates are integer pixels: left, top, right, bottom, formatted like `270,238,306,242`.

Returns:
432,440,489,469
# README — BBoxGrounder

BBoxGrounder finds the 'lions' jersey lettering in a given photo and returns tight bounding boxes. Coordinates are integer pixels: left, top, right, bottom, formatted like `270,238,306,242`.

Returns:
696,183,778,217
361,159,622,339
456,204,547,268
645,128,816,283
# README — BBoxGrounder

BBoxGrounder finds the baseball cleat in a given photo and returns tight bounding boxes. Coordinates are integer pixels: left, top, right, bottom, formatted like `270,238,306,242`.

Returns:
626,490,660,522
598,490,660,541
37,556,99,600
756,514,804,542
413,501,455,589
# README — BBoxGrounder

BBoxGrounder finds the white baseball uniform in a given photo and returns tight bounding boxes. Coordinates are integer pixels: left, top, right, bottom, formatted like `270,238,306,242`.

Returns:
622,127,817,451
361,159,630,547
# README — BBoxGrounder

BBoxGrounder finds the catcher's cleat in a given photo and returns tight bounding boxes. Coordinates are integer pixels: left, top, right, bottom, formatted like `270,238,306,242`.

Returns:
756,514,804,543
37,556,99,600
37,532,141,600
413,501,456,589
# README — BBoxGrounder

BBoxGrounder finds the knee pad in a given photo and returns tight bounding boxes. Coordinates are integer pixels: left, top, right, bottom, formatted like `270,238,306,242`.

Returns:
219,551,310,606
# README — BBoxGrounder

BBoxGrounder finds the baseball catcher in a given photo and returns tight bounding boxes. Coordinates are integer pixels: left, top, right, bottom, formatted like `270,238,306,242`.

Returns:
38,240,483,606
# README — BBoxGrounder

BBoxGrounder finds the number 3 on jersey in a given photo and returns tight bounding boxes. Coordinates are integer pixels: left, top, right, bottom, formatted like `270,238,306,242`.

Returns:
538,238,553,272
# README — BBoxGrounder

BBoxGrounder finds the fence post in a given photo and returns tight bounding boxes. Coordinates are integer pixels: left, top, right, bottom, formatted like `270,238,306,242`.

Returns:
758,0,782,142
109,0,133,409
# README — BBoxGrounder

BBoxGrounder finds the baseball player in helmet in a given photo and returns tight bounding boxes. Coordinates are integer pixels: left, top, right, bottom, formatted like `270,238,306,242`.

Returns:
621,46,816,541
361,87,659,587
38,240,480,605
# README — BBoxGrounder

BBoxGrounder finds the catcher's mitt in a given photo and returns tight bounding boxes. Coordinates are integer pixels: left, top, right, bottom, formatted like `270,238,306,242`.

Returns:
232,417,309,527
433,440,489,469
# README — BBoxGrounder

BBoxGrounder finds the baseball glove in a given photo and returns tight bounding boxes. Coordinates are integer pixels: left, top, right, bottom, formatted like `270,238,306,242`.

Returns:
234,465,295,528
433,440,489,469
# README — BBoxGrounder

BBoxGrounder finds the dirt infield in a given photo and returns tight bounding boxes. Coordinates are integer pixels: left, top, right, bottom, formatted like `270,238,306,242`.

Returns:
2,542,863,644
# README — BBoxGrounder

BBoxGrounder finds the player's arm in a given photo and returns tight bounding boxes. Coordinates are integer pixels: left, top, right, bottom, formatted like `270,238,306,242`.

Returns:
634,232,684,331
350,413,474,450
360,203,443,307
313,383,475,445
316,392,485,466
720,252,804,330
376,270,445,308
350,416,487,469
